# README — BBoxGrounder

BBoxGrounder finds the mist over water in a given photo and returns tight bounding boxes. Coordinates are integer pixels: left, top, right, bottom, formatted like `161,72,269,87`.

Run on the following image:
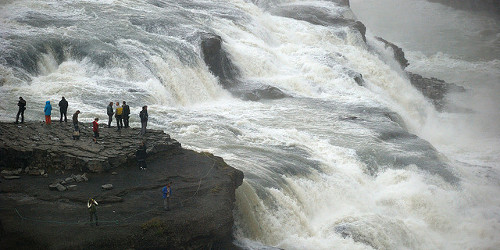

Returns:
1,0,499,249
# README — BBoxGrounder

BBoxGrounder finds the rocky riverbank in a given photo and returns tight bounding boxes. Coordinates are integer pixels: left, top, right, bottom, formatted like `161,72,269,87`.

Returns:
0,122,244,249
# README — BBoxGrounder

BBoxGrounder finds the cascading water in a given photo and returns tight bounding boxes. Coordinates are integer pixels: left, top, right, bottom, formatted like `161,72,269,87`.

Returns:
0,0,498,249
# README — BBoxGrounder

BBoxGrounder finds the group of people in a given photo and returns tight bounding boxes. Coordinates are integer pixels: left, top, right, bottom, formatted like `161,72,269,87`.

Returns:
106,101,149,136
16,96,69,125
15,96,172,226
15,96,150,138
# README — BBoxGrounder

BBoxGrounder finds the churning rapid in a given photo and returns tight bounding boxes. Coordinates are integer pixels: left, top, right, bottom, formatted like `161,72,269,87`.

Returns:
0,0,499,249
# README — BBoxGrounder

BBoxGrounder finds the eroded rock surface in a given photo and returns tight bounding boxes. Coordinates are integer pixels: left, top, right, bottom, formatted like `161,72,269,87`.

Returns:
0,122,180,173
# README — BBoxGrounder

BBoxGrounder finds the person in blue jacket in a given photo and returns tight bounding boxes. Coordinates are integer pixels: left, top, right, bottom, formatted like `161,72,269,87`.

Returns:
44,101,52,124
162,182,172,211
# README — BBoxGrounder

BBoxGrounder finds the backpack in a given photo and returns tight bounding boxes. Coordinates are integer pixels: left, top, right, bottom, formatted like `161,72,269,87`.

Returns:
73,131,80,140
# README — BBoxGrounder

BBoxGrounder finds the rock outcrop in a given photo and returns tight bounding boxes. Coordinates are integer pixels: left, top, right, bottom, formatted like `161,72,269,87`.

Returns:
200,34,288,101
270,3,366,42
0,122,244,249
0,122,180,173
375,37,466,110
201,34,240,88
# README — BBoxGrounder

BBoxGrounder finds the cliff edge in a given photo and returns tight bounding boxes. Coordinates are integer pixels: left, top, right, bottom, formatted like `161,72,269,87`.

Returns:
0,122,244,249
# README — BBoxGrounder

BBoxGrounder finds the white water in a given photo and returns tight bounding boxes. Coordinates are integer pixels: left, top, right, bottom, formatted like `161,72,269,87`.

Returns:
0,0,499,249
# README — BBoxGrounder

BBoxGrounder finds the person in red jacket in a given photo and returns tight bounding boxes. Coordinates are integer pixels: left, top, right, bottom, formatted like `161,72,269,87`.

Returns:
92,118,99,144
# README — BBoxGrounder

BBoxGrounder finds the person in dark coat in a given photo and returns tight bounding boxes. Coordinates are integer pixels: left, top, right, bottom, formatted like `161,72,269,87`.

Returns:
58,97,68,122
136,141,147,170
122,101,130,128
72,110,81,140
106,102,114,128
139,106,148,136
15,97,26,124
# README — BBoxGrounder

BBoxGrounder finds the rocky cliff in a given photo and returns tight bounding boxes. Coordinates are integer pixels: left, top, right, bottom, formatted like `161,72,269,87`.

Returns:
375,37,466,110
0,122,244,249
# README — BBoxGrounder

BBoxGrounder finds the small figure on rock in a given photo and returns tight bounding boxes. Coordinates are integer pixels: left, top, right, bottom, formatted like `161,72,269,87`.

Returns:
58,97,68,123
122,101,130,128
106,102,114,128
92,117,99,144
16,97,26,124
72,110,81,140
115,102,123,131
162,182,172,211
87,198,99,226
44,101,52,124
136,141,147,170
139,105,148,136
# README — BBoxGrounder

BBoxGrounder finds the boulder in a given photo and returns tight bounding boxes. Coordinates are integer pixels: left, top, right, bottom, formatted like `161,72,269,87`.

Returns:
1,170,16,176
2,176,20,180
48,183,59,191
28,169,45,176
56,183,66,192
74,175,83,182
67,185,77,191
64,177,75,184
101,184,113,190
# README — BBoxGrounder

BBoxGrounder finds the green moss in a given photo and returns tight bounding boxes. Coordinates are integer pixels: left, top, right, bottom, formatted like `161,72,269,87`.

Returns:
211,184,223,193
141,217,167,236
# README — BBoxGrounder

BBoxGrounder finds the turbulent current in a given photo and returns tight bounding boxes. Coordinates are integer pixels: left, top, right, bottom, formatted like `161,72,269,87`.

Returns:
0,0,499,249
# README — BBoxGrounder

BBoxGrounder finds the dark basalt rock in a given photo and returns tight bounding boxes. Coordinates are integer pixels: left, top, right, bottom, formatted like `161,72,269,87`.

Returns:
200,34,288,101
0,122,244,249
200,34,240,88
0,122,181,173
375,37,409,69
270,4,366,42
408,72,466,110
236,85,289,101
375,37,466,111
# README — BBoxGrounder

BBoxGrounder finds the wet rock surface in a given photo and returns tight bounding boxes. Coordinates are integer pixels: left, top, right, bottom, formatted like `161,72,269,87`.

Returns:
0,122,244,249
0,122,181,173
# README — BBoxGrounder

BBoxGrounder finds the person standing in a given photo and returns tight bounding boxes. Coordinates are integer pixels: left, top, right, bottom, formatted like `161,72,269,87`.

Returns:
44,101,52,124
162,182,172,211
136,141,147,170
107,102,114,128
122,101,130,128
92,118,99,143
87,198,99,226
58,97,68,123
72,110,80,140
15,97,26,124
115,102,123,131
139,105,148,136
